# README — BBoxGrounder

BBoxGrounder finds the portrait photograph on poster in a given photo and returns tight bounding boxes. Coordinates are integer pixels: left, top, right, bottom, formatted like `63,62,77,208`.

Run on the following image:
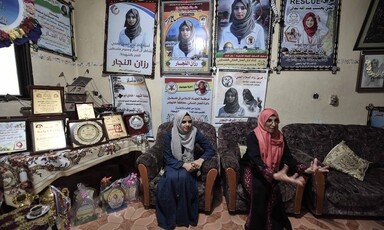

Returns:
161,0,213,74
213,69,268,128
276,0,341,72
215,0,273,69
104,0,157,77
356,51,384,93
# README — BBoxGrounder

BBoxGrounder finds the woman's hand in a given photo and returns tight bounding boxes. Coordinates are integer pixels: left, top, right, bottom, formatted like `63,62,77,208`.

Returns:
183,163,196,172
192,158,204,170
304,158,329,174
273,164,306,187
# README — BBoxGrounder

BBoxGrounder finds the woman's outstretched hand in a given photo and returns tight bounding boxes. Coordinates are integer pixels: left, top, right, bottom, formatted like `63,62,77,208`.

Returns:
273,164,306,187
304,158,329,174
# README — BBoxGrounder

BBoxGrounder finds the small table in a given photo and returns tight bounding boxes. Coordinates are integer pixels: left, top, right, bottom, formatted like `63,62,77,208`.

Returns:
0,205,56,230
0,137,148,207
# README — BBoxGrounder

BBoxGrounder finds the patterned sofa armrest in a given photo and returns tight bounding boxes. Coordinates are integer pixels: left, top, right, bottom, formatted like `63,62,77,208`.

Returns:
219,147,240,171
136,145,163,180
201,154,219,181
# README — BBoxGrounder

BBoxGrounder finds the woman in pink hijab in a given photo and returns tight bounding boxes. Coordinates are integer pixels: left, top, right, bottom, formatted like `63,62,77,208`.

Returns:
240,108,328,230
298,12,328,45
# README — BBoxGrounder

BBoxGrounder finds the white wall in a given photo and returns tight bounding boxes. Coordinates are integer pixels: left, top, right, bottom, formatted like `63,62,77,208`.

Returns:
0,0,382,136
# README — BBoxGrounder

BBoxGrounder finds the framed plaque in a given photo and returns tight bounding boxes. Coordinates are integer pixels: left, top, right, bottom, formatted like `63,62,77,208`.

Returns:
102,186,126,211
30,86,65,115
68,119,108,148
0,118,28,155
100,113,128,140
123,113,148,136
75,103,96,120
30,117,68,154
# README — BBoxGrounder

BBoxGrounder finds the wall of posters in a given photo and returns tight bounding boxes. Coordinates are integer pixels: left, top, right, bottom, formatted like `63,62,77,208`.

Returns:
162,77,213,123
215,0,272,69
110,76,153,139
213,69,268,127
161,0,212,74
104,1,157,76
34,0,74,58
277,0,340,72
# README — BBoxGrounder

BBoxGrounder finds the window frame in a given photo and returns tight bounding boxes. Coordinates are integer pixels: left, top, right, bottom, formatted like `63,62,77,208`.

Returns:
1,43,34,99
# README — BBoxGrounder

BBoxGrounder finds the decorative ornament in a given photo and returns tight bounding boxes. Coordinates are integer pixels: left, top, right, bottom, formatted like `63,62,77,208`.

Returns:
0,0,42,48
365,59,384,79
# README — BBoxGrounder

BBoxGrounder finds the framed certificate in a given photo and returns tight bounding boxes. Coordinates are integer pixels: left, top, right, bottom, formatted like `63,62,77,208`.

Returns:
68,119,108,148
123,113,148,136
0,118,28,155
75,103,96,120
30,117,68,154
30,86,65,115
100,113,128,140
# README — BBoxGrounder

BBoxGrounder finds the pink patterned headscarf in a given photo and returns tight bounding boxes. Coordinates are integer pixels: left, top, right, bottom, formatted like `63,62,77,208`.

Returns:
254,108,284,172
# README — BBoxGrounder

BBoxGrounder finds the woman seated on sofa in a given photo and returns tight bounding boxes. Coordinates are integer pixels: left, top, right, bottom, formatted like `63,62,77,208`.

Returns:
240,108,329,230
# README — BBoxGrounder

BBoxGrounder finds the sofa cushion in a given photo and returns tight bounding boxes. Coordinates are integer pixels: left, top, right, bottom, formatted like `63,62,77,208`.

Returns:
323,141,370,181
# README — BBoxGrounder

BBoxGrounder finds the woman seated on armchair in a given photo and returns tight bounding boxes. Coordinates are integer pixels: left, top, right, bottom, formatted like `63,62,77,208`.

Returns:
156,110,215,229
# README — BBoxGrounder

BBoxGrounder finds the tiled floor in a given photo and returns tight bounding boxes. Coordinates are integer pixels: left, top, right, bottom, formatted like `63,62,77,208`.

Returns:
72,198,384,230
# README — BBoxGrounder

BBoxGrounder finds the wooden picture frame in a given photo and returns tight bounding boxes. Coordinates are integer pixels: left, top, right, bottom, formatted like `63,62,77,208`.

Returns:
123,113,148,136
100,113,129,140
356,51,384,93
354,0,384,50
30,86,65,116
0,118,28,155
215,0,274,70
103,0,158,78
34,0,76,60
366,104,384,128
276,0,341,73
75,102,96,120
67,118,108,148
30,117,68,154
160,0,213,74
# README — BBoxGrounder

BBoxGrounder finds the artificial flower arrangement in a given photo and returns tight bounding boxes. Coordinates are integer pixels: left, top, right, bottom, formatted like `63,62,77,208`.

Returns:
0,0,42,48
365,59,384,79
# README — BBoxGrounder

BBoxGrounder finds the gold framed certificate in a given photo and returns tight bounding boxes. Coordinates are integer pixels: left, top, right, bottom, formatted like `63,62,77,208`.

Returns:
68,119,107,148
0,117,28,155
75,102,96,120
100,113,128,140
30,117,68,154
30,86,65,115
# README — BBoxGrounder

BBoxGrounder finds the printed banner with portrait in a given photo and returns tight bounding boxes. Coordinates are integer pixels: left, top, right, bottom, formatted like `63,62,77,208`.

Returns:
110,76,154,139
161,0,212,74
34,0,75,59
213,69,268,128
215,0,273,69
276,0,340,72
104,1,157,77
162,76,213,123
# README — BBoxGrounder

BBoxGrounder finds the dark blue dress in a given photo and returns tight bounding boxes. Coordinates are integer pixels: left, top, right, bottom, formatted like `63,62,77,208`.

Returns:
156,129,215,229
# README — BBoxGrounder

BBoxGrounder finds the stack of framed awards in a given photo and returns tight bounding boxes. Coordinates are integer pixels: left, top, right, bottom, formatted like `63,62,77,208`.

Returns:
0,85,149,156
28,85,68,155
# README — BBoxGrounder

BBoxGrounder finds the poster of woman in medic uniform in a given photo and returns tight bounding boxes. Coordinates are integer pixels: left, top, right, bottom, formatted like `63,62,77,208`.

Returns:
276,0,341,72
161,0,212,74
